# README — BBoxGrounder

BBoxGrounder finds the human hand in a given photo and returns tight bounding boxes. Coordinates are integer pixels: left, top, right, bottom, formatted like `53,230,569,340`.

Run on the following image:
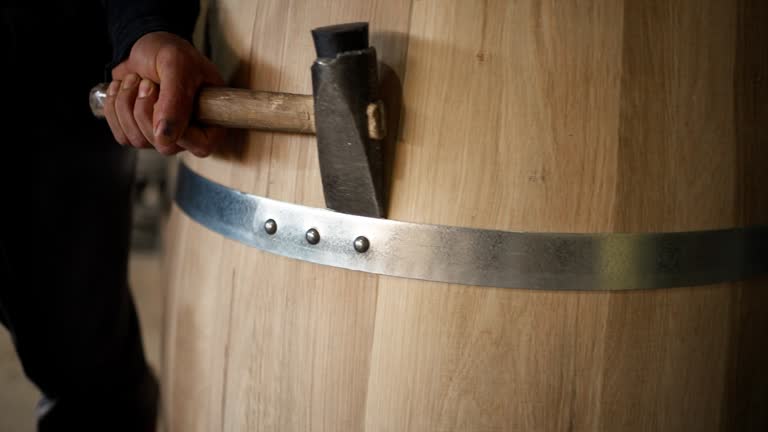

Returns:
103,31,225,157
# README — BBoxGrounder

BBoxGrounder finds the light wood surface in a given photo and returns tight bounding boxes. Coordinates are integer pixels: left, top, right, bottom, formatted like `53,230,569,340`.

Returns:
90,85,317,134
163,1,768,431
197,87,315,133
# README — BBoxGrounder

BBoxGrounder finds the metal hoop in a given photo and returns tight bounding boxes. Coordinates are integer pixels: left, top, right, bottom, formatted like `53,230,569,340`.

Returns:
175,163,768,291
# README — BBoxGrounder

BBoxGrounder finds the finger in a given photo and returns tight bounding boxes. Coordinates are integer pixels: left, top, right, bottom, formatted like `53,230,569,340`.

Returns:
103,80,128,145
111,62,130,81
177,125,224,158
134,79,159,148
137,79,183,155
171,58,225,156
153,51,199,149
115,74,149,148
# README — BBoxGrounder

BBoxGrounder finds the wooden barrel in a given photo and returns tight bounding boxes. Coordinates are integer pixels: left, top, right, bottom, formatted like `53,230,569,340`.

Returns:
163,1,768,430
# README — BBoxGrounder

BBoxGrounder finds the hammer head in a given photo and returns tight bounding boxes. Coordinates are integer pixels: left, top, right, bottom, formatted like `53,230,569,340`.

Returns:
311,23,386,218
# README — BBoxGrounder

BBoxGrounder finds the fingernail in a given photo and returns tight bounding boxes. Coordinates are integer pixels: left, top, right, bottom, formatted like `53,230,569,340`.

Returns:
154,120,176,139
122,74,138,90
138,80,153,98
107,81,120,96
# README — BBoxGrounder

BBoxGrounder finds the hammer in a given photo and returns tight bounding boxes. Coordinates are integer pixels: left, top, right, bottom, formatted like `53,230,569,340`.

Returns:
90,22,387,218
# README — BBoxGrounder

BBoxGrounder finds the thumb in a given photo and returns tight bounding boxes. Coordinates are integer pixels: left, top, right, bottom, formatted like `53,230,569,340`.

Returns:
153,67,199,151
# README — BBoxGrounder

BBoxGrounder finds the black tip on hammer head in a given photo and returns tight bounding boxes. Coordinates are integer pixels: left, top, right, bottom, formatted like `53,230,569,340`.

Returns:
312,22,369,58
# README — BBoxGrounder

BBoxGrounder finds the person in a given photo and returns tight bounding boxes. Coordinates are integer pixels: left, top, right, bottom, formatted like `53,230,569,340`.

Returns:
0,1,221,430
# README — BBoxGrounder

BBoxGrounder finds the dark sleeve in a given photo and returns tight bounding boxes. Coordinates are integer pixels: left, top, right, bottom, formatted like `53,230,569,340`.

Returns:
102,0,200,72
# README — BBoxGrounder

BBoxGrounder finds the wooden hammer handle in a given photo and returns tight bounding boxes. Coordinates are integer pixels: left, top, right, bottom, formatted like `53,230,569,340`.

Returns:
89,84,316,134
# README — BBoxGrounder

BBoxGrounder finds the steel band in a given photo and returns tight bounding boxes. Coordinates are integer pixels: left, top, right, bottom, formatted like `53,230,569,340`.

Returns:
175,163,768,291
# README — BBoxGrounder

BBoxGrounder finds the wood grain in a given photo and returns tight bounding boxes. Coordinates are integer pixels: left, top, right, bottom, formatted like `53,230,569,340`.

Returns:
90,85,317,134
164,1,411,431
163,1,768,431
197,87,315,133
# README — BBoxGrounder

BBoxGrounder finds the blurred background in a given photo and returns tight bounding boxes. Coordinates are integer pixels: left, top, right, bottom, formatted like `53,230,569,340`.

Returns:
0,151,174,431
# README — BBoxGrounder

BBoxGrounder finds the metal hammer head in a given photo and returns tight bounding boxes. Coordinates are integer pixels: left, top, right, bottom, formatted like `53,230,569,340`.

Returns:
311,23,386,218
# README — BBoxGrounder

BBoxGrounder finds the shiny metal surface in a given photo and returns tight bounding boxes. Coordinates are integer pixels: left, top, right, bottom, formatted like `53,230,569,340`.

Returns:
311,23,386,218
353,236,370,253
264,219,277,235
176,163,768,291
305,228,321,245
89,83,108,118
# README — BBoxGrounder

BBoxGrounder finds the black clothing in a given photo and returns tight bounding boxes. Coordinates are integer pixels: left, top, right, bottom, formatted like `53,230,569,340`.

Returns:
0,1,198,430
103,0,199,71
0,149,157,431
2,1,198,148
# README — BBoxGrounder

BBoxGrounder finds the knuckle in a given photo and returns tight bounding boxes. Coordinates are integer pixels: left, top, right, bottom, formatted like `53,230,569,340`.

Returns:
158,47,183,69
117,86,132,98
107,80,121,97
119,74,138,88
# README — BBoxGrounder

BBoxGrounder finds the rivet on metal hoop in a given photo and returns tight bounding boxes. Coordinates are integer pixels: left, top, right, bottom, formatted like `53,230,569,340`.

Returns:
264,219,277,235
353,236,370,253
306,228,320,245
